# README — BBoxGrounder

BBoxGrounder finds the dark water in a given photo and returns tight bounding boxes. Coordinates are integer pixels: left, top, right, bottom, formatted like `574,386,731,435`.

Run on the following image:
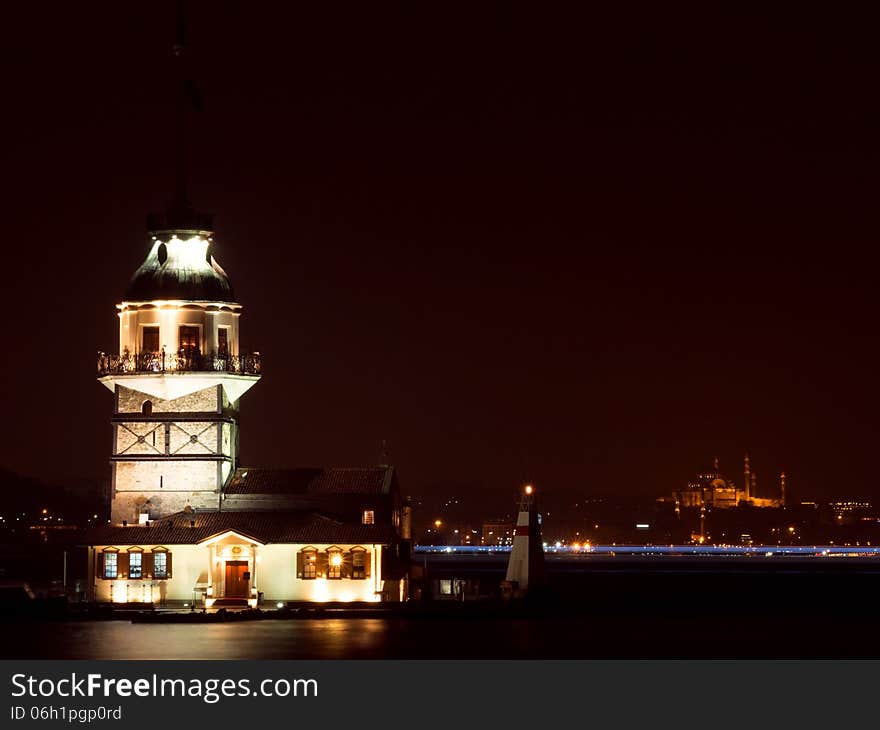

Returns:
2,611,879,660
5,556,880,659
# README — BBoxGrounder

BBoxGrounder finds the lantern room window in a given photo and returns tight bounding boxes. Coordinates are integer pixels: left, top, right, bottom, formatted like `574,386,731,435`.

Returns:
179,326,199,352
218,327,229,356
142,326,160,353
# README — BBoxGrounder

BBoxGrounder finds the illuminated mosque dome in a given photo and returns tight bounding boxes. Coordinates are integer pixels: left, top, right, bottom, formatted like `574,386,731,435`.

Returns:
673,457,740,509
124,208,235,303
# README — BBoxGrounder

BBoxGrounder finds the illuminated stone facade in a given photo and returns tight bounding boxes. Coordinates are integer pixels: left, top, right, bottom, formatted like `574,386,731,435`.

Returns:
87,212,409,605
98,224,259,526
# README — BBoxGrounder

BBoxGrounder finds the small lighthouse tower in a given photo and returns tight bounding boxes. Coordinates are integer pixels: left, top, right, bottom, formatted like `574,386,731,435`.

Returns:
96,5,261,526
504,484,545,596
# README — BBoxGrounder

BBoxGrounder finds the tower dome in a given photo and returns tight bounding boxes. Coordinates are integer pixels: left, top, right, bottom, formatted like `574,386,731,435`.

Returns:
125,219,235,303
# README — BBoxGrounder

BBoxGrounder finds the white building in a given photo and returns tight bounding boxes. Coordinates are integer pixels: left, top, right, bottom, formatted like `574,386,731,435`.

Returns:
85,204,410,606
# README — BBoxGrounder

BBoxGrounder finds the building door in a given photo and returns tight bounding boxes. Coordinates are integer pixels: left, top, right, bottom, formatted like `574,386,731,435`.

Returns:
224,561,249,598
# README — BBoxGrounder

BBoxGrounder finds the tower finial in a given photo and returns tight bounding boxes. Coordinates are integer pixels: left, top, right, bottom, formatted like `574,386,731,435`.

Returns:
173,0,188,210
148,0,210,233
174,0,186,56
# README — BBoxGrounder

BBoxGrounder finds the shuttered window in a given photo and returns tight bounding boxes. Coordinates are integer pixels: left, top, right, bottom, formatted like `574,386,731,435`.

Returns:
327,549,343,580
302,550,317,579
102,552,117,579
352,550,366,579
153,551,168,578
128,551,143,579
117,552,130,579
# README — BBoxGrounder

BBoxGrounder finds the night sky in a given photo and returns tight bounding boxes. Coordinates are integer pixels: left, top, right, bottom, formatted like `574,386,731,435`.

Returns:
3,3,879,505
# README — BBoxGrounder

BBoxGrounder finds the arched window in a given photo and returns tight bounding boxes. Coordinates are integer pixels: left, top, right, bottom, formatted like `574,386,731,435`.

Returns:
142,400,153,416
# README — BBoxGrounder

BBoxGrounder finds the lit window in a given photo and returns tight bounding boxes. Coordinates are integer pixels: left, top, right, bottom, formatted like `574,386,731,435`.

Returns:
302,550,317,580
129,552,142,579
362,510,375,525
328,550,343,580
218,327,229,356
153,552,168,579
179,326,199,352
142,326,160,353
102,552,117,579
352,550,366,579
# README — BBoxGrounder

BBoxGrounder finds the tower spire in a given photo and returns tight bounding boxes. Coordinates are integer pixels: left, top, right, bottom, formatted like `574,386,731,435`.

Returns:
173,0,189,210
148,0,210,232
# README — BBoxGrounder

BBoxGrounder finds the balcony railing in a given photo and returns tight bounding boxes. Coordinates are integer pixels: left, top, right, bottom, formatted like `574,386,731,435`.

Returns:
97,350,261,376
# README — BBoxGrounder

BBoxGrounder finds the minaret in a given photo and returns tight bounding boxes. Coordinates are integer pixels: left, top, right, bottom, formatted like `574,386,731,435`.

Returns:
780,471,786,507
743,452,751,501
96,4,261,525
751,471,757,500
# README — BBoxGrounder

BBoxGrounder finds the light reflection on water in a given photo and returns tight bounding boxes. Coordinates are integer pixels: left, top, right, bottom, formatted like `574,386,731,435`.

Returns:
2,611,870,659
3,617,565,660
20,619,395,660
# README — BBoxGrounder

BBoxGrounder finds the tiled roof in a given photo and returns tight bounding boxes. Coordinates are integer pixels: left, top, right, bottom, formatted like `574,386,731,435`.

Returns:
224,467,394,496
83,510,395,546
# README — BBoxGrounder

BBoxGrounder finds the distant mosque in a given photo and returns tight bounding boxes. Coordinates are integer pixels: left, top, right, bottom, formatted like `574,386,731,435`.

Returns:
671,454,785,509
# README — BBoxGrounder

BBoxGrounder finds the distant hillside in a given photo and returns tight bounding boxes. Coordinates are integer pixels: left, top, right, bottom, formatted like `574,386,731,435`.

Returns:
0,468,107,522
